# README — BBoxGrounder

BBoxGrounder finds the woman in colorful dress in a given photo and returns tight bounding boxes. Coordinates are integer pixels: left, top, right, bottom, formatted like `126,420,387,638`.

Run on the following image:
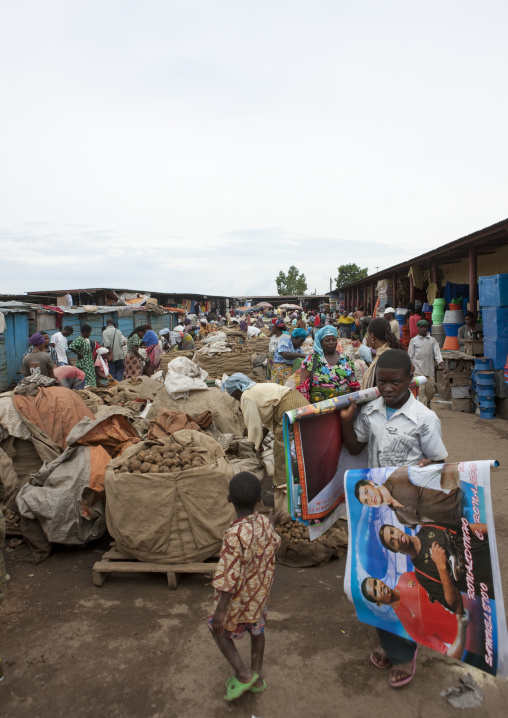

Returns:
142,329,162,376
297,326,360,403
124,326,148,379
69,324,97,387
267,319,288,379
271,328,307,386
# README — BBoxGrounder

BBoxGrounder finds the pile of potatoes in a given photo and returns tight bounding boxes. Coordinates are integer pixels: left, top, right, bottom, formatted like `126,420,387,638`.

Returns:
276,517,328,543
117,444,206,474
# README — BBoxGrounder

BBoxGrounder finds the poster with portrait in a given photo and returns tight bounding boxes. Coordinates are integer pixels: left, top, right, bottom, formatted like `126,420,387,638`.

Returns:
344,460,508,677
283,379,425,539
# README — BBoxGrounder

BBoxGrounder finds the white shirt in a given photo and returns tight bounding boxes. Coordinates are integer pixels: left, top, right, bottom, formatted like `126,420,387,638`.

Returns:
241,383,291,449
388,318,400,338
353,392,447,468
408,334,443,377
50,331,69,364
247,325,262,338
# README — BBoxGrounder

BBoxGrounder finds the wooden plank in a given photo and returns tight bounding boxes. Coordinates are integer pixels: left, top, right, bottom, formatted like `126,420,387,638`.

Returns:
92,560,218,574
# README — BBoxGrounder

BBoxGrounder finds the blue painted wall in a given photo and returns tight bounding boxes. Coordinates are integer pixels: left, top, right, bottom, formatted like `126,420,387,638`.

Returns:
0,312,30,390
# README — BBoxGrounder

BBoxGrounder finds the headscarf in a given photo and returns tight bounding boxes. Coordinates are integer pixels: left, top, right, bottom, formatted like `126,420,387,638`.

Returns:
159,328,170,336
221,373,256,395
416,319,430,327
313,325,337,355
274,319,286,329
142,330,159,347
29,332,46,346
338,315,355,325
184,318,191,325
291,328,307,340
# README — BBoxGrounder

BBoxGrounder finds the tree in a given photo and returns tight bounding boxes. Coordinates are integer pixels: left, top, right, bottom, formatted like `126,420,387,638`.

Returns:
335,263,368,289
275,265,308,295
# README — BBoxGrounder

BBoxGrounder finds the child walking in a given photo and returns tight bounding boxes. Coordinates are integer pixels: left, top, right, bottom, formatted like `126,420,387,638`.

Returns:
340,349,448,688
209,472,282,702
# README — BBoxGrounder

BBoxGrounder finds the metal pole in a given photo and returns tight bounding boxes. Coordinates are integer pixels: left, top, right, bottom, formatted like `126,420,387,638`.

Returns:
469,246,477,314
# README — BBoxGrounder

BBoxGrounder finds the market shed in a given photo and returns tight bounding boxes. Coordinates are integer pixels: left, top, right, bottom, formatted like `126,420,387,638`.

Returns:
0,302,32,391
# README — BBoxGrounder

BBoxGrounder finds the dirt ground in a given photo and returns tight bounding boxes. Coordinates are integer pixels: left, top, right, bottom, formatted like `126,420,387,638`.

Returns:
1,403,508,718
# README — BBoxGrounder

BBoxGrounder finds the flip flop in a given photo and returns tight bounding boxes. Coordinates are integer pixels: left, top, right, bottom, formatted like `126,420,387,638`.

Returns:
226,676,266,693
224,673,260,702
389,648,418,688
370,650,392,670
249,679,267,693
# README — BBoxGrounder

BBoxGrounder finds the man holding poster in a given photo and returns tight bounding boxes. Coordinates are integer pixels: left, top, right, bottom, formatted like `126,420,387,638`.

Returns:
340,349,449,687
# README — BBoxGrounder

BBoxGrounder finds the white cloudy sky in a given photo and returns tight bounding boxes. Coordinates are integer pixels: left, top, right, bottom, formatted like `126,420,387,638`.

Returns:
1,1,507,297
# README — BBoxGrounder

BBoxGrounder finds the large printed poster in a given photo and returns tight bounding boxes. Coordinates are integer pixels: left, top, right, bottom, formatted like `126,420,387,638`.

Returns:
283,380,425,539
344,461,508,677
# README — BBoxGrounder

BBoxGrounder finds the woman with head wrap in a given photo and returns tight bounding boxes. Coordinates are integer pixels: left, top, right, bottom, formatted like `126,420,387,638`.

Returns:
94,347,111,385
20,333,56,379
69,324,97,386
271,328,308,386
297,326,359,403
142,329,162,376
239,318,248,332
361,317,406,389
124,325,149,379
267,319,288,379
221,373,309,512
159,327,171,353
255,314,265,329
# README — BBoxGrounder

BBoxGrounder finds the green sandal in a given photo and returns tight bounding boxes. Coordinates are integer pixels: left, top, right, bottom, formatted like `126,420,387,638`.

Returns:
249,679,267,693
224,673,259,702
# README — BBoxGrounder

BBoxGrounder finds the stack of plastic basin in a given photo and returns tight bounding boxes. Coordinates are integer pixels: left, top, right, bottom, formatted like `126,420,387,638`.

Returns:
431,298,446,325
431,324,445,348
479,274,508,370
395,307,408,328
442,309,465,351
476,370,496,419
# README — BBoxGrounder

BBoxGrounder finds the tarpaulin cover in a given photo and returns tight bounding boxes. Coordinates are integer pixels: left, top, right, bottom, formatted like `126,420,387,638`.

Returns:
13,387,94,449
147,409,212,440
67,413,140,457
17,444,110,544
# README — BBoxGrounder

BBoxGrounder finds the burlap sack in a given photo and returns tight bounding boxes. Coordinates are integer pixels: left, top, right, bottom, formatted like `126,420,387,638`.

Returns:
105,429,235,564
275,526,348,567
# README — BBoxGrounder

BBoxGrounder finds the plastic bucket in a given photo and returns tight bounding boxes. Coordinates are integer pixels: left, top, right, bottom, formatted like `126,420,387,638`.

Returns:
479,409,495,420
443,309,465,324
475,357,491,370
433,298,446,306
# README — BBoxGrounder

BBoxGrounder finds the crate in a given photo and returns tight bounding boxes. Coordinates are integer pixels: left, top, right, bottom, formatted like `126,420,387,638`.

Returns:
448,372,471,386
479,274,508,308
483,336,508,370
452,398,472,413
451,385,470,399
481,307,508,338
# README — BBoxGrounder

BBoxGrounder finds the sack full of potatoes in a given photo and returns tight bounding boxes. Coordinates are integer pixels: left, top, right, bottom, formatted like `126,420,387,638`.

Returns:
105,429,235,564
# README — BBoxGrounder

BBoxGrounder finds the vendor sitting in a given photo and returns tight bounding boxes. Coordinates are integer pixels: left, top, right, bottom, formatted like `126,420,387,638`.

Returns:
271,328,307,386
94,347,111,385
457,311,482,350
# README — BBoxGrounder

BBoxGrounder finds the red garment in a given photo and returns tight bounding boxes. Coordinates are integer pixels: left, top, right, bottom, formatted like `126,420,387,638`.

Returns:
394,572,457,653
314,315,321,327
409,314,422,339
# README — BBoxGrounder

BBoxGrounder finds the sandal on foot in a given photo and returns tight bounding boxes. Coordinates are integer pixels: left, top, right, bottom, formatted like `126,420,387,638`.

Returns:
224,673,259,702
370,650,392,670
249,679,267,693
389,648,418,688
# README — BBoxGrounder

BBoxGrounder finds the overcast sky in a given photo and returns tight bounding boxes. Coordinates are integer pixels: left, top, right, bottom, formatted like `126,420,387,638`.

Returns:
1,1,507,297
